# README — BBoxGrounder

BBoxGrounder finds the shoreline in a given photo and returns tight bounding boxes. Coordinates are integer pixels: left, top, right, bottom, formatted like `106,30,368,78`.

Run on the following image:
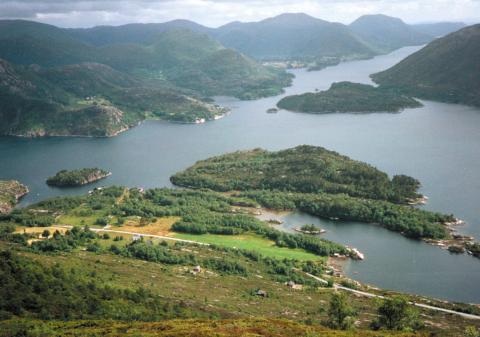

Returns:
1,108,231,139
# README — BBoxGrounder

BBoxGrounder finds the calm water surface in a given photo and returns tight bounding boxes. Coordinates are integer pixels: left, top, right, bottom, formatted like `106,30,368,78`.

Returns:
1,46,479,303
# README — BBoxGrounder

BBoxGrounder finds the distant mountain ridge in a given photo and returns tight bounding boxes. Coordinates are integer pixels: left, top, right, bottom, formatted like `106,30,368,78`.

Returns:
65,13,467,62
372,24,480,107
349,14,432,53
211,13,374,60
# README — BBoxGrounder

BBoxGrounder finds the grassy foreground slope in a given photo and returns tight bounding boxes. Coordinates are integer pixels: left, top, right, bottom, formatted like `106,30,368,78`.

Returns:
171,146,455,239
277,82,421,113
372,24,480,107
0,245,467,337
0,184,478,336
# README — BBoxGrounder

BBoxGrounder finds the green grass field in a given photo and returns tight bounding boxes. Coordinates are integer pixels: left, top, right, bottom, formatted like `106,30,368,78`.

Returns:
174,233,323,261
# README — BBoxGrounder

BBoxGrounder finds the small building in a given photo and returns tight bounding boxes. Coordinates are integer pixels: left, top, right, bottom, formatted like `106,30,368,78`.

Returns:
286,280,295,288
255,289,268,297
193,265,201,273
132,234,142,241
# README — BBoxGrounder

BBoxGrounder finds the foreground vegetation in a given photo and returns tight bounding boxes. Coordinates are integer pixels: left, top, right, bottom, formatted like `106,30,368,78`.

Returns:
0,318,433,337
277,82,422,113
171,146,454,240
47,168,111,187
0,237,477,336
0,184,478,335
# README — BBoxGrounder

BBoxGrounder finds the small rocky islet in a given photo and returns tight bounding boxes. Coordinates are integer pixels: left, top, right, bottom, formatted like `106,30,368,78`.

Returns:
46,168,111,187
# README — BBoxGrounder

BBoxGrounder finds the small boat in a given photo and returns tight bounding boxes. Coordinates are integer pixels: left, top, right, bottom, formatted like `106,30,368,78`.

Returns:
266,108,278,113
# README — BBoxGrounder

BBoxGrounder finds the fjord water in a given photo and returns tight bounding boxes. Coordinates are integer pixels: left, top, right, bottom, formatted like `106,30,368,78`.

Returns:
1,46,480,303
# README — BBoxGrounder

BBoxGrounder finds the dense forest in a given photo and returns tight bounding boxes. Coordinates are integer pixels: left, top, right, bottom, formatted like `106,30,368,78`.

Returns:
277,82,421,113
171,146,455,240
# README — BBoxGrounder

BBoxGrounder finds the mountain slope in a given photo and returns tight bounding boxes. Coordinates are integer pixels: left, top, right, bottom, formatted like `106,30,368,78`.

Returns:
99,29,292,99
372,24,480,107
0,21,291,100
0,20,99,67
0,59,225,136
349,15,433,53
212,13,374,60
411,22,466,37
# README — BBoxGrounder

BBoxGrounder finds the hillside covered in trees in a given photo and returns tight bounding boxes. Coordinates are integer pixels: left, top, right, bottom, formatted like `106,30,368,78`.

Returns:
0,21,291,136
372,24,480,107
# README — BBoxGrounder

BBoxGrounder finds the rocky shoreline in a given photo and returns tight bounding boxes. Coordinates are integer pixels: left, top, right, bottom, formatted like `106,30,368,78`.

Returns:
422,218,480,259
0,180,29,214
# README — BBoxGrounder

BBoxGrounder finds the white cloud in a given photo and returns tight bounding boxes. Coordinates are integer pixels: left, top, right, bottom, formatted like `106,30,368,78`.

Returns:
0,0,479,27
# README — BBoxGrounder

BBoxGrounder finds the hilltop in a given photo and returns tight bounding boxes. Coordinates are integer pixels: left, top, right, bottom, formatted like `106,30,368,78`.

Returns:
212,13,374,61
349,15,432,53
372,24,480,107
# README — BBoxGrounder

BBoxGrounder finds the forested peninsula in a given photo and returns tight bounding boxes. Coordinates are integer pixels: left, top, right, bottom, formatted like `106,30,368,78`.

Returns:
171,145,455,240
277,82,422,114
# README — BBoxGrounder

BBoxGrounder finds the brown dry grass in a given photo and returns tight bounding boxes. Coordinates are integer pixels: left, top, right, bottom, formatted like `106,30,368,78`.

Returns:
116,216,180,236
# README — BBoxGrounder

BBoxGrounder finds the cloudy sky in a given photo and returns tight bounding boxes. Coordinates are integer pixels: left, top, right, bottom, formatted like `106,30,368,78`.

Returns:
1,0,479,28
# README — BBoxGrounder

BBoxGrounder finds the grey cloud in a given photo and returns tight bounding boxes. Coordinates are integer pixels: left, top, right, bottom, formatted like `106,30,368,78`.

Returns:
0,0,478,27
